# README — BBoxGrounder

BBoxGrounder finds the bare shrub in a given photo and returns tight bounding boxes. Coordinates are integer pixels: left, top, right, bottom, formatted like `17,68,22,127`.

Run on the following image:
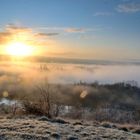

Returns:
36,83,52,118
22,82,54,118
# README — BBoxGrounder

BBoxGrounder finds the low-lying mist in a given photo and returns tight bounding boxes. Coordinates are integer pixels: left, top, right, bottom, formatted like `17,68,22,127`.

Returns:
0,60,140,103
0,60,140,87
0,60,140,123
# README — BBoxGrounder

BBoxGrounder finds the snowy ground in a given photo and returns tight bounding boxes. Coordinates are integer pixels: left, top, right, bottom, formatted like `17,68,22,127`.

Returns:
0,116,140,140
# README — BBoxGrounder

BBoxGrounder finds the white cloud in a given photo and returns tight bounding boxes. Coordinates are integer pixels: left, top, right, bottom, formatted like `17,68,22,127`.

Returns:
117,3,140,13
65,28,85,33
33,26,102,34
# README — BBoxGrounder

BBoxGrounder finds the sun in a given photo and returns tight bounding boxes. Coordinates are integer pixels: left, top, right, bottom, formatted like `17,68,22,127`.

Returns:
6,42,33,56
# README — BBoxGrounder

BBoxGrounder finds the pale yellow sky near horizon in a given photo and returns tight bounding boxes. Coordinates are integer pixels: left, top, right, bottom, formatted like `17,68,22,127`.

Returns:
0,25,139,60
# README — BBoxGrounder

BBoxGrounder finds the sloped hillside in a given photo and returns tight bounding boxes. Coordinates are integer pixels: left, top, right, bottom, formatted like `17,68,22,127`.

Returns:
0,116,140,140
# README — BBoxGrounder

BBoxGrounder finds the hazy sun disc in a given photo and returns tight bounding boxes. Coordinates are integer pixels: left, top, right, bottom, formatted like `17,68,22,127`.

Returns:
6,42,33,56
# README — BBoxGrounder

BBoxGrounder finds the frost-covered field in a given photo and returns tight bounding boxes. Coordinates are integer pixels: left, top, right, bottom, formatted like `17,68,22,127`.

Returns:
0,116,140,140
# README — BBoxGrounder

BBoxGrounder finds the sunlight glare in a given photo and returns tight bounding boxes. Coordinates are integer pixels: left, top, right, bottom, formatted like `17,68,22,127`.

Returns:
6,42,33,56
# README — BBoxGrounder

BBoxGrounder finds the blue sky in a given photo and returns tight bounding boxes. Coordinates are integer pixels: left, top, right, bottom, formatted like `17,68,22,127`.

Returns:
0,0,140,60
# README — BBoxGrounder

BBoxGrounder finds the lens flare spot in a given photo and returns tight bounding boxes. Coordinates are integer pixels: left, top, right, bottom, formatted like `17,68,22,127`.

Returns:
3,91,9,98
80,90,88,98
